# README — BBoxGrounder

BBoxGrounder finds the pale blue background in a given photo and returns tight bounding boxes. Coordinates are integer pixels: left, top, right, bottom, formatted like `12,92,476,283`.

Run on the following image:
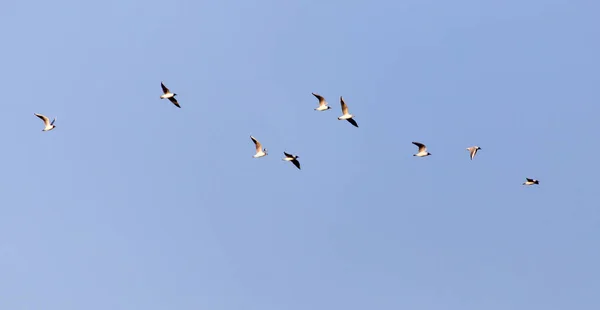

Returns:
1,0,599,309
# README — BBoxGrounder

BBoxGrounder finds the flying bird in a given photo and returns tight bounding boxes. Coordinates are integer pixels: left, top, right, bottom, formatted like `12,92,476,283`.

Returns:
160,82,180,108
312,93,331,111
466,146,481,160
338,96,358,127
412,142,431,157
250,136,267,158
283,152,301,170
523,178,539,186
34,113,56,131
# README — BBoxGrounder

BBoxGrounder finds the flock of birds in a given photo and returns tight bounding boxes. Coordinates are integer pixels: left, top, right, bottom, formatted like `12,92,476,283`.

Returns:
32,82,540,186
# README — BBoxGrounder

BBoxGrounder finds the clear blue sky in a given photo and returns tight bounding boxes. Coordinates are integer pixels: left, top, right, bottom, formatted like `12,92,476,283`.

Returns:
1,0,599,309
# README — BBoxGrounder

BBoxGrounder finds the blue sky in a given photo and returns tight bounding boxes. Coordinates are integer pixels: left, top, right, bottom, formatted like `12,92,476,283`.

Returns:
1,0,599,309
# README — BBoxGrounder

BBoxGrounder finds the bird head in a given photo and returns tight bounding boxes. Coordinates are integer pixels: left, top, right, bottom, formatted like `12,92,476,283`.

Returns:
264,148,268,154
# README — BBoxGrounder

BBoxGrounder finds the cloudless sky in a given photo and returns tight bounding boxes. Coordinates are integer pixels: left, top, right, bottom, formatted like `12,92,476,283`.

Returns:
1,0,599,309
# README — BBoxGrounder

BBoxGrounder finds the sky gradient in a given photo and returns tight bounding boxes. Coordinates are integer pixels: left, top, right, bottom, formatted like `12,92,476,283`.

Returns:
1,0,599,309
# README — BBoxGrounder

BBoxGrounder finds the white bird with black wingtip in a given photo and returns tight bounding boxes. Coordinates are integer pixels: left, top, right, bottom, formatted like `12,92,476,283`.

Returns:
34,113,56,131
338,96,358,128
412,142,431,157
283,152,301,170
523,178,539,186
250,136,267,158
160,82,181,108
312,93,331,111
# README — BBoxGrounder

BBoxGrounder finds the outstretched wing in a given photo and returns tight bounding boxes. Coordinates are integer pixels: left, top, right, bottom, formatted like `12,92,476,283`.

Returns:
283,151,293,158
161,82,170,94
168,96,181,108
250,136,262,152
291,159,301,170
340,96,349,115
469,148,477,160
412,141,426,152
346,118,359,128
34,113,50,126
312,93,326,106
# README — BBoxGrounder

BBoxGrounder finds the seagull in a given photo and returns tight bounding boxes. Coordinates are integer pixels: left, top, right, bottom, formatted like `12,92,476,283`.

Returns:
523,178,539,186
250,136,268,158
34,113,56,131
412,142,431,157
312,93,331,111
283,152,301,170
338,96,358,128
466,146,481,160
160,82,180,108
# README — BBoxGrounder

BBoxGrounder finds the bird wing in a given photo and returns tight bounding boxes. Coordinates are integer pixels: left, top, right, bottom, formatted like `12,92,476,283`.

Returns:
412,142,426,152
161,82,170,94
292,159,301,170
469,148,477,160
346,118,359,128
340,96,349,115
34,113,50,126
250,136,262,152
51,117,56,125
526,178,534,182
312,93,326,106
168,96,181,108
283,151,293,158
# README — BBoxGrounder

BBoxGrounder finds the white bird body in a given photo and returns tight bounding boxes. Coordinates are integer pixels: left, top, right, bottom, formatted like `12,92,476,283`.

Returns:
34,113,56,131
250,136,268,158
312,93,331,111
523,178,539,186
412,142,431,157
338,97,358,127
253,151,267,158
160,82,180,108
283,152,301,170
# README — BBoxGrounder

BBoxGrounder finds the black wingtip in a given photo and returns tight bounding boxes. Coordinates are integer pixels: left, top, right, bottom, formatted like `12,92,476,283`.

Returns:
346,119,359,127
